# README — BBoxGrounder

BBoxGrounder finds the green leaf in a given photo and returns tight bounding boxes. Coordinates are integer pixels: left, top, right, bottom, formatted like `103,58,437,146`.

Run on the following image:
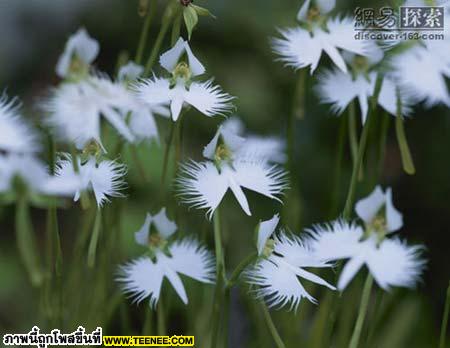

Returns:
183,5,198,39
191,4,216,18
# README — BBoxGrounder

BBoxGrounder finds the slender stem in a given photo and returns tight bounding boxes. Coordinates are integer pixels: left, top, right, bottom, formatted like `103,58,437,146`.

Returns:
130,145,149,182
440,281,450,348
377,111,390,180
142,305,153,335
395,91,415,175
156,296,167,336
87,209,102,268
292,69,306,120
161,121,177,186
260,302,286,348
342,76,383,219
349,274,374,348
171,13,182,46
135,0,157,64
226,252,257,289
144,4,174,76
348,101,358,170
210,209,225,348
15,198,43,287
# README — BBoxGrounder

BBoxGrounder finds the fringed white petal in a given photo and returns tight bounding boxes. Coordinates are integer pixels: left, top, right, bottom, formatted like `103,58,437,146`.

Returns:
232,159,288,201
134,76,173,106
246,259,316,309
185,80,234,117
326,16,371,57
308,220,364,261
117,257,164,308
366,238,425,290
257,214,280,256
238,136,287,164
165,238,216,283
0,96,39,153
128,109,159,142
56,28,99,78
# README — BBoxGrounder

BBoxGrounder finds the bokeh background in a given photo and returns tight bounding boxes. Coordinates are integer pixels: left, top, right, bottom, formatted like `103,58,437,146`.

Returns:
0,0,449,347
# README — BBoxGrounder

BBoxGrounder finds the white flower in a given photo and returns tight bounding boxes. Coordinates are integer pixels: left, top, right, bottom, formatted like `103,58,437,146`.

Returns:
355,186,403,233
56,28,99,78
118,210,215,308
135,38,233,121
256,214,281,256
310,220,425,291
0,96,39,153
390,44,450,107
273,16,371,74
118,61,144,82
222,117,287,163
159,37,205,77
134,208,177,246
246,217,335,310
53,154,126,206
297,0,335,22
178,160,287,218
0,154,78,197
315,69,412,123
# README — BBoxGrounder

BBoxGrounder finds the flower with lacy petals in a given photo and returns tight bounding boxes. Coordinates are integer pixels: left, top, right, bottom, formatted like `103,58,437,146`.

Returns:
245,215,335,310
117,210,215,308
0,95,39,153
309,220,425,291
222,117,287,163
0,154,79,198
53,154,126,206
355,186,403,234
273,16,372,74
56,28,99,79
177,129,288,218
118,61,145,83
135,37,233,121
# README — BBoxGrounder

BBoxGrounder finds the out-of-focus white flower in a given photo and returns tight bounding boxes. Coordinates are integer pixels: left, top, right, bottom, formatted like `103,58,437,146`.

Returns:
134,208,177,246
118,61,144,82
177,129,288,218
297,0,336,22
310,220,425,291
56,28,99,78
0,154,78,197
222,117,287,163
118,210,215,308
273,17,372,74
0,96,39,153
246,215,335,310
355,186,403,233
135,37,233,121
53,154,126,206
316,69,412,123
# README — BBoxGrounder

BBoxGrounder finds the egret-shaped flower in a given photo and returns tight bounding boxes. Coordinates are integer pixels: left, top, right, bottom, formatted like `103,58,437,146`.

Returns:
56,28,99,79
310,188,425,291
315,51,412,123
0,95,39,154
246,214,335,310
135,37,234,121
222,117,287,163
117,208,215,308
53,153,126,206
273,6,372,74
177,127,288,218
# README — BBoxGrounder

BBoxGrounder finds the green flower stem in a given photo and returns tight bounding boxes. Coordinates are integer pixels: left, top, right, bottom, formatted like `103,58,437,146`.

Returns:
142,304,154,335
440,281,450,348
349,274,374,348
395,91,416,175
210,209,225,348
292,69,306,120
157,296,166,336
348,101,363,181
144,3,175,76
377,111,391,180
342,76,383,220
260,302,286,348
135,0,157,65
130,145,150,182
226,252,257,289
87,208,102,268
161,121,177,186
70,145,90,210
15,197,43,287
329,114,347,218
